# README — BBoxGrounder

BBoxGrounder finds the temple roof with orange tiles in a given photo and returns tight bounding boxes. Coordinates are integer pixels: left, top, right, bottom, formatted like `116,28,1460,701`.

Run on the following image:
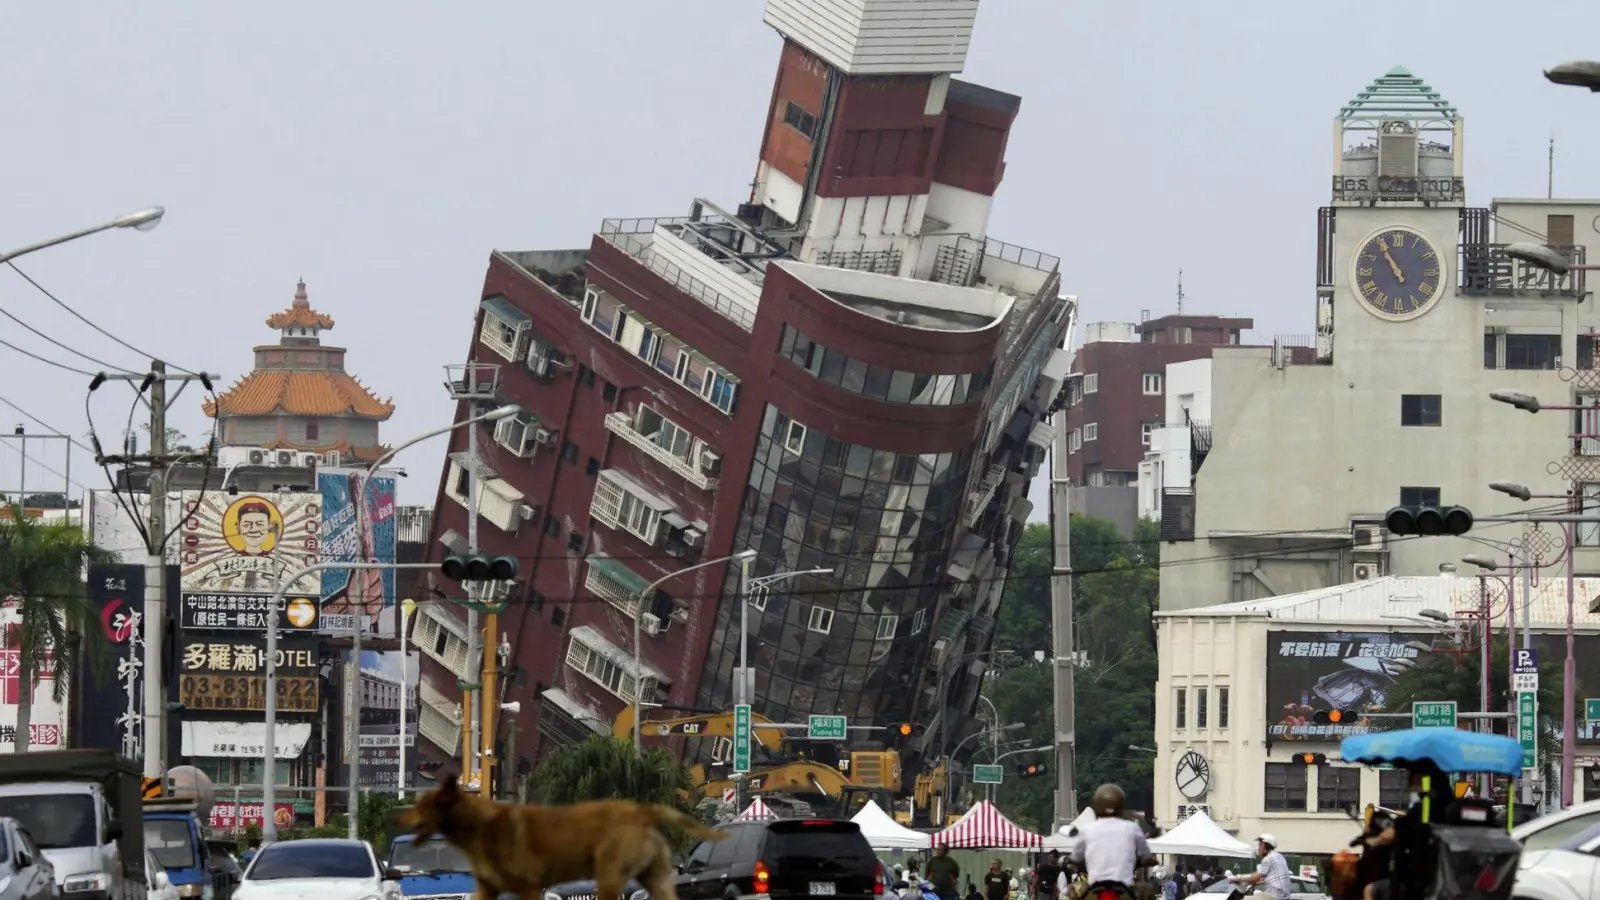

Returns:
204,280,395,423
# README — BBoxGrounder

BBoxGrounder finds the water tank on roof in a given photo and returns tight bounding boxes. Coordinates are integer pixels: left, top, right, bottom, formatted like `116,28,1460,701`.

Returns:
1342,143,1455,178
165,765,216,822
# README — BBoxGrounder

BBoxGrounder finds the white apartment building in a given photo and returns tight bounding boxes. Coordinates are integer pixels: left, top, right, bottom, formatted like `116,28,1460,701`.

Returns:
1155,574,1600,854
1138,359,1213,522
1147,67,1600,612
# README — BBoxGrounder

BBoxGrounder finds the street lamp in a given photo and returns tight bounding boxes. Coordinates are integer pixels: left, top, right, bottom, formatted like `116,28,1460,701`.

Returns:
1545,61,1600,91
945,722,1023,812
631,549,758,756
0,207,166,265
1462,555,1499,572
261,406,517,844
1128,745,1157,755
1491,481,1535,502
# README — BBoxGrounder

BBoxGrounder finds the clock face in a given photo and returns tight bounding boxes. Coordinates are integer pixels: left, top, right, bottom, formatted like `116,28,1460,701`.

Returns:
1353,227,1443,321
1175,750,1210,800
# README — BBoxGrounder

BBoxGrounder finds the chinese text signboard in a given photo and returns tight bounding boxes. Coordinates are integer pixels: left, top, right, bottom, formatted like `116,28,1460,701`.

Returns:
1515,649,1539,769
209,801,295,830
1265,631,1434,740
178,636,319,713
180,593,320,631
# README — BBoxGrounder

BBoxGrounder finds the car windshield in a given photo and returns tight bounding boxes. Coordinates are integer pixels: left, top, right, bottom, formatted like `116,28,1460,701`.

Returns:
1556,820,1600,852
0,795,95,850
145,819,198,871
389,839,471,874
248,842,375,881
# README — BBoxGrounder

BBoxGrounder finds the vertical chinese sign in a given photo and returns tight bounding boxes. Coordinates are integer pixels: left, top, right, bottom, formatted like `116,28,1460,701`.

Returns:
81,564,145,757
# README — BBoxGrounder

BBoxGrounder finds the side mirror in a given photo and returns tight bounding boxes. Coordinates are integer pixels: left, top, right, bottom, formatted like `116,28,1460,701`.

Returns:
105,820,123,842
153,871,171,890
14,854,29,869
384,866,405,881
391,864,412,874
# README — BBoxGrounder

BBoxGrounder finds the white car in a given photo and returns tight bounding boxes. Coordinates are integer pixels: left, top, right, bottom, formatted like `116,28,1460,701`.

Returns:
235,839,401,900
1510,821,1600,900
1513,799,1600,850
147,849,180,900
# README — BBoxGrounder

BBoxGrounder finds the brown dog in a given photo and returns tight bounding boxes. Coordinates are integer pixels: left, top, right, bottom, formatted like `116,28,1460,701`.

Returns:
399,773,725,900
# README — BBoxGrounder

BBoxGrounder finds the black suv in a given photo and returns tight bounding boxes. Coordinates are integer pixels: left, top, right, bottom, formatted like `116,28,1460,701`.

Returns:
676,818,884,900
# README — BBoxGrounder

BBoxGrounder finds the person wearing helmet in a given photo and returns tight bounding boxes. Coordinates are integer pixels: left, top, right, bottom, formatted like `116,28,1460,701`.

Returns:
1068,785,1153,898
1227,835,1291,900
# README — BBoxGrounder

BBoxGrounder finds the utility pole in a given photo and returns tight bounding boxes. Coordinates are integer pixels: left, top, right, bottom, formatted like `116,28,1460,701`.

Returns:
1049,343,1078,828
93,362,218,780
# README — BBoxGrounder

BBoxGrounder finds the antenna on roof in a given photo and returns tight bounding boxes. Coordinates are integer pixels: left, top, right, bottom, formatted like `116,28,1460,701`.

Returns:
1176,269,1185,316
1548,132,1556,200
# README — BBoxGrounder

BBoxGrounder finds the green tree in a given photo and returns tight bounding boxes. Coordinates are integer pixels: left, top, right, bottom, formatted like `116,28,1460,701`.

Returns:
139,424,196,455
1382,634,1561,764
0,501,114,751
527,735,694,808
986,516,1159,830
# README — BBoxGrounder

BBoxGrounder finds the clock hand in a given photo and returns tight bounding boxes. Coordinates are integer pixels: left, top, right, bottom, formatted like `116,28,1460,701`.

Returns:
1378,243,1405,283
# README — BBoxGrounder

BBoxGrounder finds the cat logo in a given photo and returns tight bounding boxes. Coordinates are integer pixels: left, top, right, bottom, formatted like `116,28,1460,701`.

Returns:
680,723,704,735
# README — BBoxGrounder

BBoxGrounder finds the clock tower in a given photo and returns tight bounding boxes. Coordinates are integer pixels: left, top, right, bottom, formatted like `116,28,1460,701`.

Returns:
1317,68,1465,365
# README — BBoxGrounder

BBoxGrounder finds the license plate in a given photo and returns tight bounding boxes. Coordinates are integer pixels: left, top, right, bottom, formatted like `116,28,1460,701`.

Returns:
810,884,836,896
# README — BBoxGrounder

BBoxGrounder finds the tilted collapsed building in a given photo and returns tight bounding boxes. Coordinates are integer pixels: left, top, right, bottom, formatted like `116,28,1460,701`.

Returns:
412,0,1075,788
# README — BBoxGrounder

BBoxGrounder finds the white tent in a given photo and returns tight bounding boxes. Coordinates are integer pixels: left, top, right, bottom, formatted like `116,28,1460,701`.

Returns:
850,801,932,850
1146,810,1253,858
1041,808,1097,851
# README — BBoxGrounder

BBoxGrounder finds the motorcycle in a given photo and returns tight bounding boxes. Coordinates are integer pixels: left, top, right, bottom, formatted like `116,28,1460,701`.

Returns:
1333,727,1524,900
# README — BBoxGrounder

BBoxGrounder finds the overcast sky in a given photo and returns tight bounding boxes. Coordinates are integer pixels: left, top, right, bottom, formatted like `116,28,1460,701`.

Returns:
1,1,1597,510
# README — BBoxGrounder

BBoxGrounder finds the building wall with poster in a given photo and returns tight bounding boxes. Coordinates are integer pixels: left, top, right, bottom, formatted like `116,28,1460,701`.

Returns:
1156,575,1600,856
317,468,398,637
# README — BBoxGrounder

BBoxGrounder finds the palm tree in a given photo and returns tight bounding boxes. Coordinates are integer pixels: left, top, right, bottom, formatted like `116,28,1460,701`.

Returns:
527,735,694,809
0,502,114,752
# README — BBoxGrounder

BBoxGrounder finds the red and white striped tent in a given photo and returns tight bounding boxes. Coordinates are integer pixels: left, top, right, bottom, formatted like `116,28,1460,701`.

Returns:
735,797,779,820
932,800,1043,849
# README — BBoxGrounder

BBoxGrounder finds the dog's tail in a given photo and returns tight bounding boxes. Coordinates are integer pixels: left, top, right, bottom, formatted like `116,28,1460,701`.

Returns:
645,805,727,841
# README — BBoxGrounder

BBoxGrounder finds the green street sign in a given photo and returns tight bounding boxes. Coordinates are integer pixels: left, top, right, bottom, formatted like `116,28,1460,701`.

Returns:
1518,692,1538,769
1586,698,1600,721
1413,701,1458,728
732,704,753,774
973,764,1004,785
808,715,848,740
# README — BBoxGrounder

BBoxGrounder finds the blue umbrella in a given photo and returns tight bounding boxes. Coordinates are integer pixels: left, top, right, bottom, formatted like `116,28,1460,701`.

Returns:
1340,727,1524,776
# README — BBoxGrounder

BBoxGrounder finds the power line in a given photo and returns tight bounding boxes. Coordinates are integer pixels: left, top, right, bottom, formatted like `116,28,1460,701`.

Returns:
0,300,139,374
6,262,202,376
0,333,94,376
0,392,93,454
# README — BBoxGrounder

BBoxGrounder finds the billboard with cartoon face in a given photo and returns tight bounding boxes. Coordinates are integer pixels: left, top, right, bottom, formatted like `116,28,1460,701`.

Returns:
179,492,322,619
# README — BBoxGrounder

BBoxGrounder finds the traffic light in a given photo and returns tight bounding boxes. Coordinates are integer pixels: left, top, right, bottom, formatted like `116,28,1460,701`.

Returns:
1017,762,1050,778
892,722,914,747
1384,505,1473,537
1289,752,1327,766
1313,709,1357,725
441,554,519,582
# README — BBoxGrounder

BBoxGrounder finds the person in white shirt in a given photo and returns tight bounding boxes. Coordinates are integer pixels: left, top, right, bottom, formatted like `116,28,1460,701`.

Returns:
1068,784,1153,895
1228,835,1292,900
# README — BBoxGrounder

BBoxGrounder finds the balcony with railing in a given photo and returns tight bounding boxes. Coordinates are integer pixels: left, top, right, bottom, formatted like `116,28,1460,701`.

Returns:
963,464,1007,528
1271,335,1325,367
597,217,757,331
1460,244,1587,297
603,410,719,490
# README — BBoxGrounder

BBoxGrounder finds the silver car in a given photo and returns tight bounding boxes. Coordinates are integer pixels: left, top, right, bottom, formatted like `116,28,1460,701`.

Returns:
1199,875,1326,900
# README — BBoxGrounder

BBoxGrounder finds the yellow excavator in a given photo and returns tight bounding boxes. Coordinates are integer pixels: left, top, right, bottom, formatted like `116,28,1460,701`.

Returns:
616,706,920,823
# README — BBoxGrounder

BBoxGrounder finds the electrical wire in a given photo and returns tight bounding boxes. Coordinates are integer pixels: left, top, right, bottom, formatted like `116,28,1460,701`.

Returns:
0,333,94,376
0,392,94,455
6,262,202,376
0,300,139,374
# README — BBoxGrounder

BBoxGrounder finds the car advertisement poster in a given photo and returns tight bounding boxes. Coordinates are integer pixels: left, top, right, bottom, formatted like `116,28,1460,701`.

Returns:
1265,630,1437,740
317,468,398,636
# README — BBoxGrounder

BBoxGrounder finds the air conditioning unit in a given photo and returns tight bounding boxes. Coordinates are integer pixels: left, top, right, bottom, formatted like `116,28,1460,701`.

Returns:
248,449,270,466
528,355,553,379
299,453,319,468
516,503,539,521
641,613,664,636
533,427,558,446
275,451,296,466
325,450,341,468
680,527,706,548
669,608,690,625
699,450,722,475
1353,563,1377,582
546,354,573,370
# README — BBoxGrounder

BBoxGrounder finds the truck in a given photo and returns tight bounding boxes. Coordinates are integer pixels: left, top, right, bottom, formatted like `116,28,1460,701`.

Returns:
0,749,148,900
144,796,222,900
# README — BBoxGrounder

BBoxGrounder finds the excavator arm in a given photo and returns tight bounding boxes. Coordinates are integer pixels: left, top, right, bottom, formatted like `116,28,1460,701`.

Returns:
613,706,786,749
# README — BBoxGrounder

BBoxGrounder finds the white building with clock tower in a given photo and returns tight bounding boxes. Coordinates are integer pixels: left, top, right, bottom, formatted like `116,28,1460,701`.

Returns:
1145,67,1600,845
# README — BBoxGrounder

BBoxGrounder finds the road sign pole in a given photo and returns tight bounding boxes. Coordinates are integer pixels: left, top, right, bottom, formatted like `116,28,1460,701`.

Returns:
1514,650,1541,781
732,704,751,818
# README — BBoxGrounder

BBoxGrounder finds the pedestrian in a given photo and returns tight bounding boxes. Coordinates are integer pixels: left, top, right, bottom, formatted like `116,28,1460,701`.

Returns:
967,882,983,900
985,859,1010,900
1033,850,1062,900
1161,870,1179,900
927,845,962,900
